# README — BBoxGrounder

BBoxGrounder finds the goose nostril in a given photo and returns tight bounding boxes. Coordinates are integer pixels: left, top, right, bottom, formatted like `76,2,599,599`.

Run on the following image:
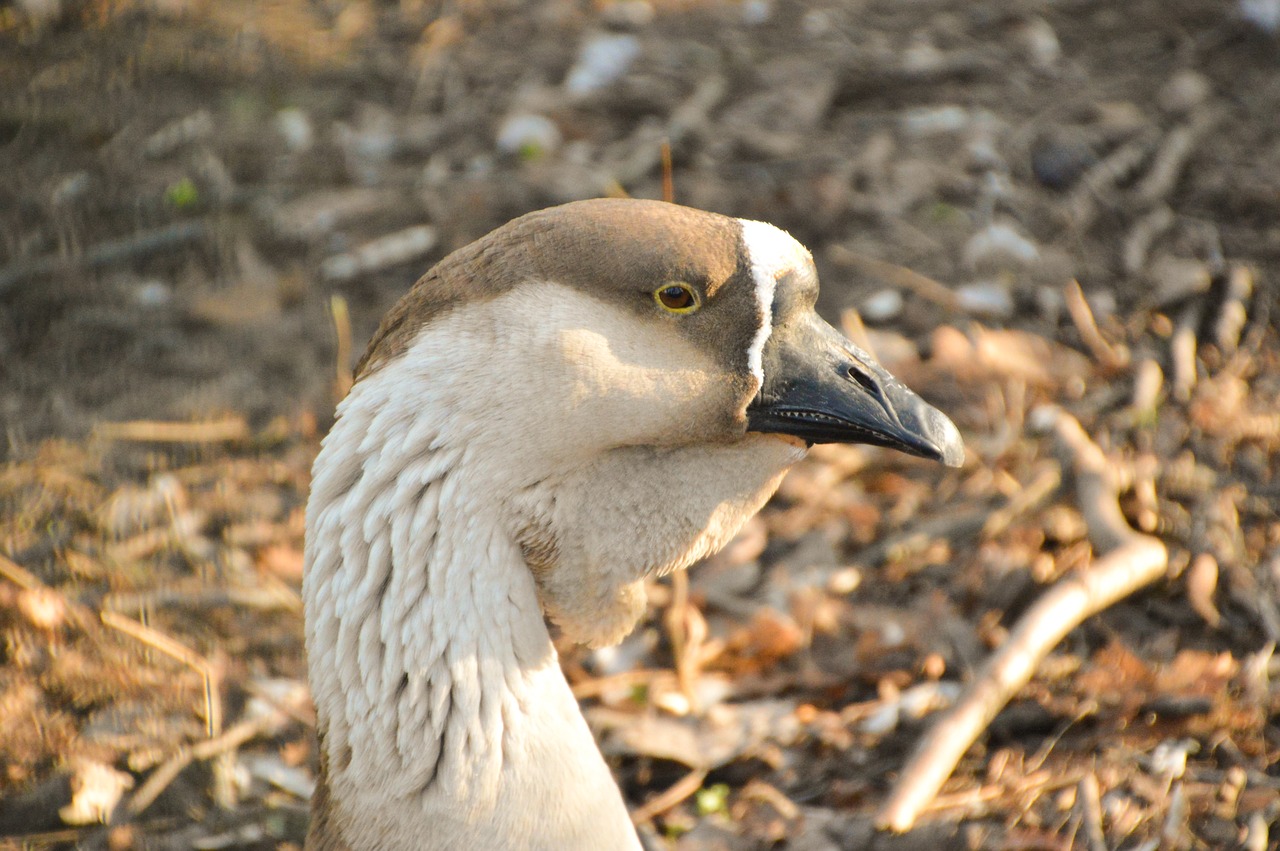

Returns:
846,364,878,394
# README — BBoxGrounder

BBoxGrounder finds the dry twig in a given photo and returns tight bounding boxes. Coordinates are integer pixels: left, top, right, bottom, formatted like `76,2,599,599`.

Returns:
1122,206,1174,275
1077,773,1107,851
1170,303,1201,401
1063,279,1129,372
330,294,354,399
1133,109,1222,207
101,611,222,739
629,767,709,825
877,408,1168,832
665,569,708,714
1067,129,1160,231
611,75,726,185
92,417,250,444
125,691,310,816
0,221,209,294
828,245,961,312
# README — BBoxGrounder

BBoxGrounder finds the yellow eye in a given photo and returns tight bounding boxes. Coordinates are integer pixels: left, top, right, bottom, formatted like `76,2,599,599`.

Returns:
654,283,700,314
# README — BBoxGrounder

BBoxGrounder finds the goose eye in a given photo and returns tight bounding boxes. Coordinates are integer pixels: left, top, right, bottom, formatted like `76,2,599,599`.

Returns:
654,283,700,314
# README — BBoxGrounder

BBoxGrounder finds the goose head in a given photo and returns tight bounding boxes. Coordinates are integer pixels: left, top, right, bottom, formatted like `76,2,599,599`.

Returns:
303,198,961,850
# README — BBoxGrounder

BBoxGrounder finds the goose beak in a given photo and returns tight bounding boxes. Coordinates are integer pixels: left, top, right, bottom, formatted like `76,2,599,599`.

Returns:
747,314,964,467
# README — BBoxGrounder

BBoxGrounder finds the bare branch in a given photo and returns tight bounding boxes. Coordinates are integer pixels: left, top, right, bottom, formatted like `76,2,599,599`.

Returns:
877,408,1168,832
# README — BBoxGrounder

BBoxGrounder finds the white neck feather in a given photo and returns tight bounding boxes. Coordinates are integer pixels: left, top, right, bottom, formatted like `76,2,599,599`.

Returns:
306,370,639,849
303,284,805,849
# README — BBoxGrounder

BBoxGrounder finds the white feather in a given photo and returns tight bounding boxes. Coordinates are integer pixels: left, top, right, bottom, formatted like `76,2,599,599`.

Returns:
737,218,811,387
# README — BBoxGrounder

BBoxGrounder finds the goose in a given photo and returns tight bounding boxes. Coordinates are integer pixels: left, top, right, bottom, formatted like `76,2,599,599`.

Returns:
302,198,963,850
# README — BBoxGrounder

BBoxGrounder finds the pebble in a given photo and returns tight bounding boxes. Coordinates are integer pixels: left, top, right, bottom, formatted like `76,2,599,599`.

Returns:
1150,739,1197,779
966,111,1004,170
564,33,641,95
801,9,833,37
861,682,961,735
901,105,970,137
271,188,400,240
591,629,656,676
1147,254,1212,306
50,171,90,206
132,279,173,309
1240,0,1280,32
1157,70,1211,116
741,0,772,25
956,281,1014,319
275,108,314,152
336,111,396,163
1031,134,1096,190
144,110,214,159
59,761,135,825
1014,16,1061,69
496,113,562,158
320,225,438,282
963,221,1040,270
861,289,904,322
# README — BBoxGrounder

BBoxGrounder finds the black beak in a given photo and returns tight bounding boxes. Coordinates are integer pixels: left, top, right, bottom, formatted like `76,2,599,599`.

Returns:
747,315,964,467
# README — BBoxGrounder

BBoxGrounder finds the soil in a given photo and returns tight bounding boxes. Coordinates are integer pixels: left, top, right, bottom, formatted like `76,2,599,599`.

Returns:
1,0,1279,848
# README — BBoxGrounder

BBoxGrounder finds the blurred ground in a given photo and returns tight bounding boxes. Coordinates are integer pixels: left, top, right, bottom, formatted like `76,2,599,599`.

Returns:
1,0,1279,848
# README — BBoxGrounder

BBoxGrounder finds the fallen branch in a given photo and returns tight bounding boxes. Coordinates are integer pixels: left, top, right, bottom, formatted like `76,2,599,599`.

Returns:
330,294,354,400
91,417,250,444
124,691,310,816
101,611,222,739
629,767,708,825
1063,279,1129,372
1133,109,1222,208
827,245,961,312
1067,129,1160,232
610,75,726,185
0,221,208,295
1170,302,1201,402
877,408,1168,832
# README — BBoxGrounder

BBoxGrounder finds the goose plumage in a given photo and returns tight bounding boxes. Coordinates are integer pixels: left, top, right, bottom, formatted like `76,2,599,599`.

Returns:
302,199,962,850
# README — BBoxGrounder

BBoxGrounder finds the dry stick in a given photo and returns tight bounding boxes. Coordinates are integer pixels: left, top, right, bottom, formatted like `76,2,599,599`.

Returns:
1215,264,1253,357
1077,773,1108,851
1067,129,1160,232
981,464,1061,540
1170,302,1201,402
827,244,961,312
660,138,675,204
839,307,877,361
612,75,725,186
665,569,706,713
125,697,309,815
101,611,221,739
103,581,303,616
1063,279,1129,372
1133,109,1222,208
0,220,209,295
92,417,250,444
1122,206,1175,276
877,409,1168,832
0,552,46,592
570,668,674,701
330,294,354,400
0,553,94,630
630,767,709,825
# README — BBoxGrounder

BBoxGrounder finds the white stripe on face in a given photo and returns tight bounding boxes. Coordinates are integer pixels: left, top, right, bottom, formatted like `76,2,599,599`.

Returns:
737,218,811,387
